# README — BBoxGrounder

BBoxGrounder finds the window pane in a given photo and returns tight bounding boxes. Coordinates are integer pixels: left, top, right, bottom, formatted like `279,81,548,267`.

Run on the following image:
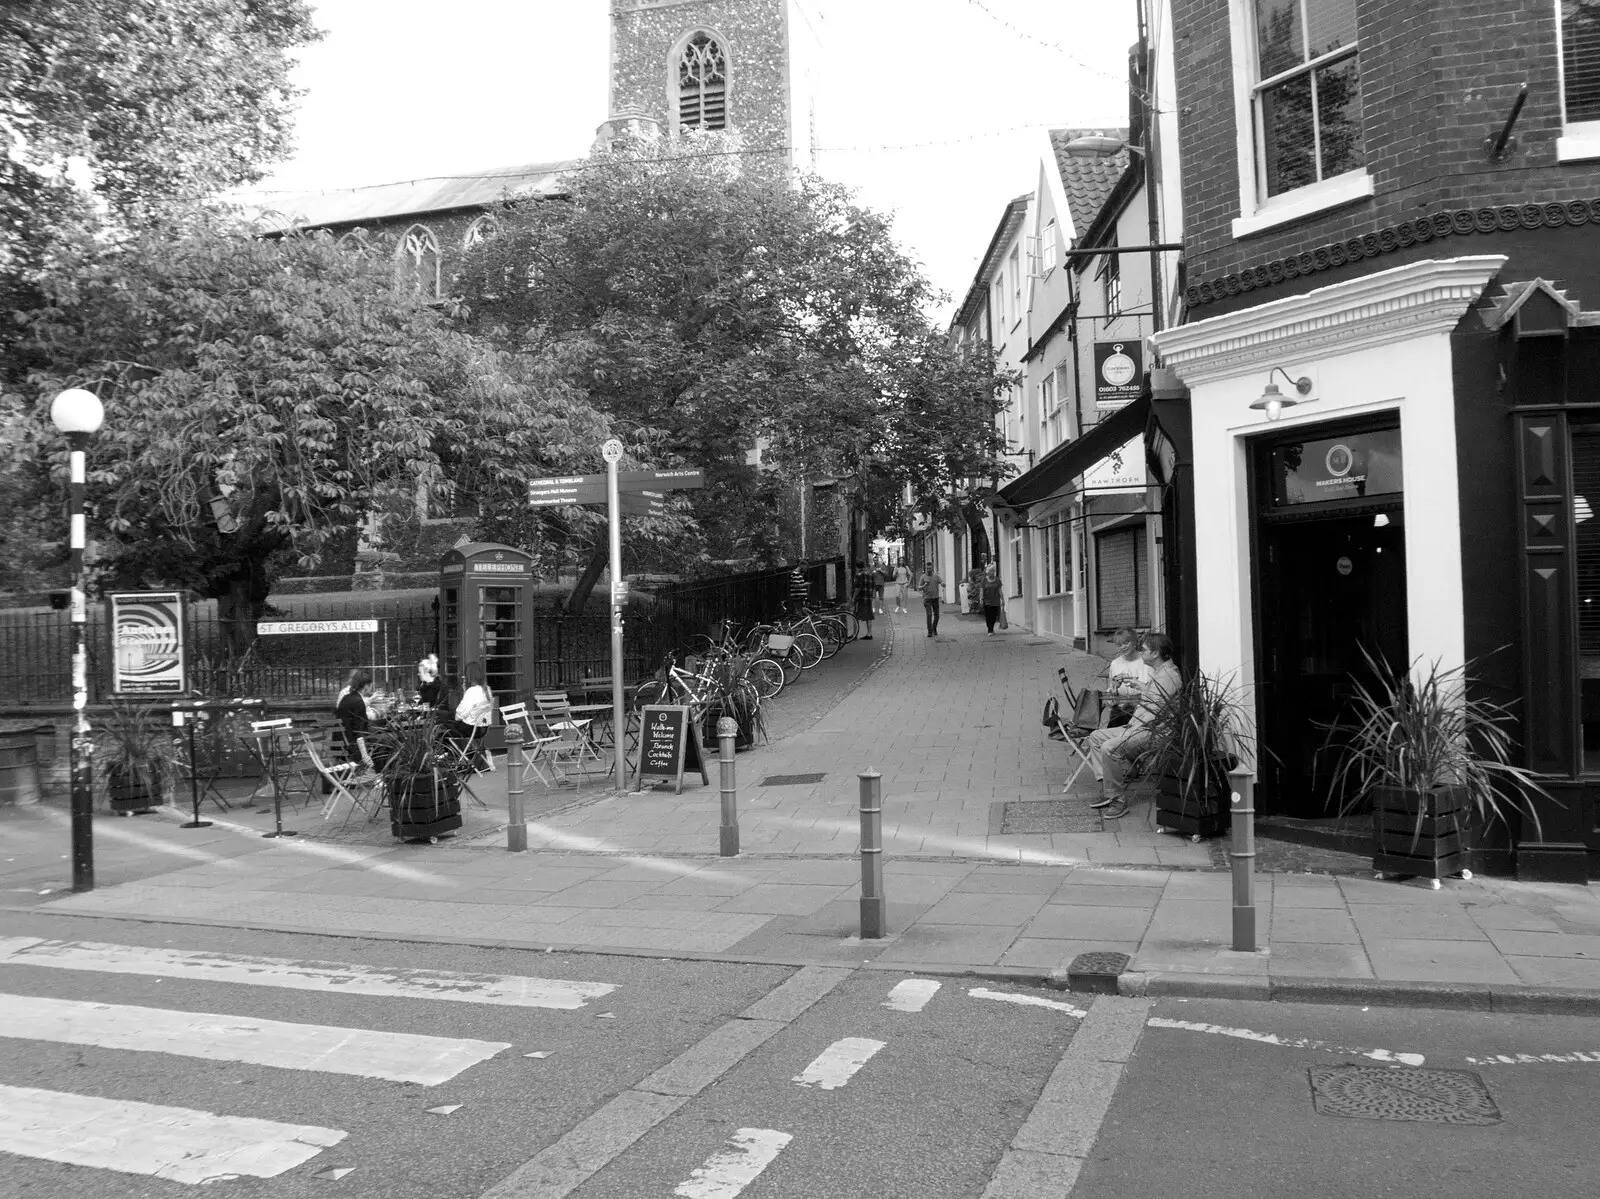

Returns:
1256,0,1304,77
1316,55,1364,178
1305,0,1358,59
1565,1,1600,123
1574,427,1600,769
1260,71,1316,196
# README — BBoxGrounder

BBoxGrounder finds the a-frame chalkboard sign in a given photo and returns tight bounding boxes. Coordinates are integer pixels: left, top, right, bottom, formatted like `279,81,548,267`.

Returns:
634,704,710,793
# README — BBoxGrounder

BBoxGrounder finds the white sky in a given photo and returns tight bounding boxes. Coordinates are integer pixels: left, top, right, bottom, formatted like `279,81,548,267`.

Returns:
257,0,1139,321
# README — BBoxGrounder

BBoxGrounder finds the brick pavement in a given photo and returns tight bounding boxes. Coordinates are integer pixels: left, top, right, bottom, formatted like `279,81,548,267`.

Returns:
7,603,1600,1010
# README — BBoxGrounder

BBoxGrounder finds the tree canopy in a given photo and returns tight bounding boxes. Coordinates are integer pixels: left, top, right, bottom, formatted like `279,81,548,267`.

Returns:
458,139,1014,567
12,215,610,636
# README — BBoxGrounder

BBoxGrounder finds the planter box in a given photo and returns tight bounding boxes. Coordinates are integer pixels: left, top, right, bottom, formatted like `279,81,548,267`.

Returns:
1154,769,1230,840
107,766,161,814
388,770,463,840
1371,784,1469,880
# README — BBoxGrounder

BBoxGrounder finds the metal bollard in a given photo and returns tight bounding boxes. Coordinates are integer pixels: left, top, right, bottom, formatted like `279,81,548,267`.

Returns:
718,717,739,856
1228,766,1256,951
506,725,527,853
859,770,885,939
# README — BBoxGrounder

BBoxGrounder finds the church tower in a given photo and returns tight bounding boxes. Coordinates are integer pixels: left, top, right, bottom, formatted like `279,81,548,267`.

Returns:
607,0,814,169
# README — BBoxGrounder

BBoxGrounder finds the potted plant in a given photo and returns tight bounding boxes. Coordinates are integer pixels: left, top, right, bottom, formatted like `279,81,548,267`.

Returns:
370,712,463,843
94,703,185,815
1137,671,1255,841
1322,650,1550,884
697,656,766,751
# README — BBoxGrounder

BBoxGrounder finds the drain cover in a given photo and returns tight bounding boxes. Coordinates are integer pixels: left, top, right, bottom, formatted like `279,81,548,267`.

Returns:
1026,639,1054,646
1308,1066,1501,1124
759,773,826,786
1066,951,1129,994
995,800,1105,834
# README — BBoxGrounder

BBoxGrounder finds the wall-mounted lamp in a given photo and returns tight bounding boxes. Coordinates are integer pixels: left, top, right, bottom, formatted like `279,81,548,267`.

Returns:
1248,367,1314,421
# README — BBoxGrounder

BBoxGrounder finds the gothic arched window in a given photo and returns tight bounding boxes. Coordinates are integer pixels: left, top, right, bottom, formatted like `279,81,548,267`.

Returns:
461,215,498,250
678,32,727,130
396,224,441,298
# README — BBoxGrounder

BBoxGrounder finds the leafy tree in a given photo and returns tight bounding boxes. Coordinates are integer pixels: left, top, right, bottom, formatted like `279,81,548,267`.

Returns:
12,215,609,648
1,0,319,300
457,138,1014,588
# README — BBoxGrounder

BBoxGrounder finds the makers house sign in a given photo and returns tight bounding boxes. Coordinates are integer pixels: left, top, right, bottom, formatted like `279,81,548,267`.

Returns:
1093,341,1144,410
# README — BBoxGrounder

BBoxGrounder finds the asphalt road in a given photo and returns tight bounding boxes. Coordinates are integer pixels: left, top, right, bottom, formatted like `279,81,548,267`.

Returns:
1080,996,1600,1199
0,912,1078,1199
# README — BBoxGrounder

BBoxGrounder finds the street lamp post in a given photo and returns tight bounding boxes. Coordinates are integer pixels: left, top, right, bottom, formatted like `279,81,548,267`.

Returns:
51,387,104,893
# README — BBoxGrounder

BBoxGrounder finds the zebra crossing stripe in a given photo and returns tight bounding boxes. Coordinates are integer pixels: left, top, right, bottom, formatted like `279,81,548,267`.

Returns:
0,936,616,1009
883,979,941,1012
674,1128,792,1199
3,993,510,1085
792,1037,886,1090
0,1083,346,1184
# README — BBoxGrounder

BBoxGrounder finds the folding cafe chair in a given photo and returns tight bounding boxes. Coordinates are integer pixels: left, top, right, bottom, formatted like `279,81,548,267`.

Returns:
497,701,565,788
303,732,385,826
1047,677,1106,795
533,692,603,788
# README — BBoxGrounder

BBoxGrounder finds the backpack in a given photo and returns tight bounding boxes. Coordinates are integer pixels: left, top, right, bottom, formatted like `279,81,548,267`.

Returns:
1041,696,1060,729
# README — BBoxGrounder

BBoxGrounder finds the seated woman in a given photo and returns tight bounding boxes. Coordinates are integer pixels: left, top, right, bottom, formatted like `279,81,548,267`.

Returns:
417,652,443,710
451,661,496,772
334,668,374,765
1085,633,1182,820
1101,627,1150,728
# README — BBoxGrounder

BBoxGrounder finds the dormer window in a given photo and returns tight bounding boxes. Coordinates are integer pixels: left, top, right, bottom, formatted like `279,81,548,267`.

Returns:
678,33,727,130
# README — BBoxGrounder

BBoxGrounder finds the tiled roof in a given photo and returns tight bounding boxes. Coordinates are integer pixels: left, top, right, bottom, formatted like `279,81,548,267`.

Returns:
242,161,576,232
1047,127,1133,239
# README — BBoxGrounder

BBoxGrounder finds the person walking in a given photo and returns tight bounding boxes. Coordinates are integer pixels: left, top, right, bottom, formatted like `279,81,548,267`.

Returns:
872,560,889,614
919,564,944,637
893,561,912,613
853,563,876,640
980,567,1004,635
1085,633,1181,819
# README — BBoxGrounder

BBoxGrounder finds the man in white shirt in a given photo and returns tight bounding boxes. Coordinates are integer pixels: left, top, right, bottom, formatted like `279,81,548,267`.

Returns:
1085,633,1181,819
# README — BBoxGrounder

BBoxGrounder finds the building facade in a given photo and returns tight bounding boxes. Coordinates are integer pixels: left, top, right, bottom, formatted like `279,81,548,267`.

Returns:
1152,0,1600,879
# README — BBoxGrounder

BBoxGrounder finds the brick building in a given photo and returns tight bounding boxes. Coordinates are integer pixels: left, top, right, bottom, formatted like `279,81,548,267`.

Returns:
1148,0,1600,879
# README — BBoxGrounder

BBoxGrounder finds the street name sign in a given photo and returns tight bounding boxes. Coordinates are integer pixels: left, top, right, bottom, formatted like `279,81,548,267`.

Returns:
257,619,379,635
528,479,608,507
618,491,671,518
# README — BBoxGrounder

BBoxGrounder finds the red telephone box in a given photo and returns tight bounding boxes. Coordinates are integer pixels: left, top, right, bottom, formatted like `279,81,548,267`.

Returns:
438,543,537,702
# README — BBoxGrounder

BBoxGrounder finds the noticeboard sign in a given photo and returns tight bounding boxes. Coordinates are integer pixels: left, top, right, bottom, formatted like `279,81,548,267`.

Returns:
634,704,707,793
1094,341,1144,410
108,591,187,696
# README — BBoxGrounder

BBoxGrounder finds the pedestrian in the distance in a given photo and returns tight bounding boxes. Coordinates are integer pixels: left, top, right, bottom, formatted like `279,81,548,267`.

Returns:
853,563,876,640
980,567,1004,635
893,561,912,613
788,561,810,612
872,560,889,614
919,565,944,637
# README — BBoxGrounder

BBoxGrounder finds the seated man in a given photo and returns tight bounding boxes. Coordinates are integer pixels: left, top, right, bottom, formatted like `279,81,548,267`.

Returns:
1084,633,1181,819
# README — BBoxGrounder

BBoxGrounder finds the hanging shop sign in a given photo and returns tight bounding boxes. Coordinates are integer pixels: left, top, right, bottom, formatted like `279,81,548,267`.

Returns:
108,591,188,696
1270,427,1404,507
1084,437,1147,493
1093,341,1144,410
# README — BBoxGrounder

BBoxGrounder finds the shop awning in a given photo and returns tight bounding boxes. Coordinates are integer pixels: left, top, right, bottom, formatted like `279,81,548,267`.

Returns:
995,394,1150,509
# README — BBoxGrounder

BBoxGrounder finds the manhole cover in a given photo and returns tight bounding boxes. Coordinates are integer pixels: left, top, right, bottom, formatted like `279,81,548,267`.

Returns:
759,773,826,786
1066,951,1129,994
1026,640,1053,646
1308,1066,1501,1124
995,800,1105,834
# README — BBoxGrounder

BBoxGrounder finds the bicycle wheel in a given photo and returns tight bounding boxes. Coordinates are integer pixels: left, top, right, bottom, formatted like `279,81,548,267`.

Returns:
776,651,802,686
633,680,672,708
745,657,784,700
813,619,846,658
792,632,825,669
683,634,715,658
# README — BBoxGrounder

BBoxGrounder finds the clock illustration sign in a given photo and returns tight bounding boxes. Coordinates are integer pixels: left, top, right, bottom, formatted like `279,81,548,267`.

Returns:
1093,340,1144,409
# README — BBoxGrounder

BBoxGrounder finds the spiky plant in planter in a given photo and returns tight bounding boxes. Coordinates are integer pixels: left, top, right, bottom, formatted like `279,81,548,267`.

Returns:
370,712,462,842
1321,649,1550,884
1136,671,1256,841
94,703,185,814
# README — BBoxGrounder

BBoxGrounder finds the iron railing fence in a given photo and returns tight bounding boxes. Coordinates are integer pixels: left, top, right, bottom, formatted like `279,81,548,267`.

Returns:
0,561,841,706
0,600,701,706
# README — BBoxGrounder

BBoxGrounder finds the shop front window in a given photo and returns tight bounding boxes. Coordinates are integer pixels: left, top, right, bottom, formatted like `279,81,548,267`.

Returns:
1572,427,1600,769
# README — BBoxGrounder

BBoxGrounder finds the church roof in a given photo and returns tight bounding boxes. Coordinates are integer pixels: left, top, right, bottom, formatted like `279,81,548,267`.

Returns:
245,160,578,233
1047,127,1133,240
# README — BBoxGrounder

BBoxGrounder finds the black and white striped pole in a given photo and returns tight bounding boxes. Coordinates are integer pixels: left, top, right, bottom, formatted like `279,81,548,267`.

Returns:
51,388,104,894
